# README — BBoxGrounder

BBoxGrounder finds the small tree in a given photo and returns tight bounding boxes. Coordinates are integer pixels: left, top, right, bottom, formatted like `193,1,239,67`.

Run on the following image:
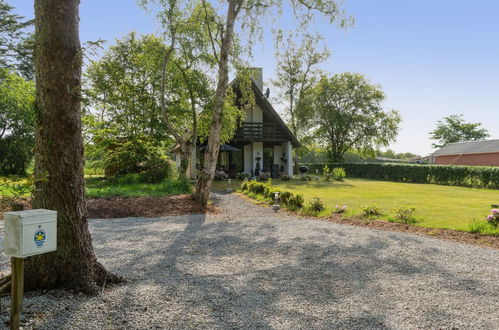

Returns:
430,114,490,149
311,73,401,163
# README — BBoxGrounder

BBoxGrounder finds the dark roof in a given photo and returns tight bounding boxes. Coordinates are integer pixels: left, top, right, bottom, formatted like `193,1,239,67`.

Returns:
432,139,499,156
231,77,301,148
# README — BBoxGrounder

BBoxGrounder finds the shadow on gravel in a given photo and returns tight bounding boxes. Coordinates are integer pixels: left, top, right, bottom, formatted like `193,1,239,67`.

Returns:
30,208,498,329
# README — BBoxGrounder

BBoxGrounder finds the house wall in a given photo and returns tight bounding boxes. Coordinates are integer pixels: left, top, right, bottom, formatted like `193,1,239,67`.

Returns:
436,152,499,166
282,141,293,177
244,144,253,175
273,145,283,170
252,141,263,175
253,104,263,123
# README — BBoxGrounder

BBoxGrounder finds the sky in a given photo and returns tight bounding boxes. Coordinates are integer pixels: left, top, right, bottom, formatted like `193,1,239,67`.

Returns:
12,0,499,156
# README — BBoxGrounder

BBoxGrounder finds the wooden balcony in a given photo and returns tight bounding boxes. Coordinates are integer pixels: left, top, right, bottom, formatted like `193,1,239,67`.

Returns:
233,122,289,142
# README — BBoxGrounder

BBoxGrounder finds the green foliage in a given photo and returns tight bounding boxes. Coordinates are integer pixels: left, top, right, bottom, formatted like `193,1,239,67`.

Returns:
0,1,34,80
361,204,382,217
393,205,416,224
310,73,401,162
85,176,191,198
300,162,499,189
332,167,346,181
99,134,173,183
323,165,332,181
237,172,250,180
305,197,325,213
0,69,35,175
467,220,499,235
430,114,490,149
287,194,305,211
240,180,304,211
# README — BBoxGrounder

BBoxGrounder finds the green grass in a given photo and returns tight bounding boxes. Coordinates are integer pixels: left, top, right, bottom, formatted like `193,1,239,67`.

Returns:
85,177,192,198
271,177,499,235
0,176,31,197
0,175,193,199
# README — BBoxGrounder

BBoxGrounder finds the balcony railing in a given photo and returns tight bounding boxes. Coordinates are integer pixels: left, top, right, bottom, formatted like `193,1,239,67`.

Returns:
233,122,288,142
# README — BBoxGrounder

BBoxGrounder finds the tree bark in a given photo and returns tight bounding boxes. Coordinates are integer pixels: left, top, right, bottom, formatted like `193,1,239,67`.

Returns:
25,0,122,294
194,1,241,205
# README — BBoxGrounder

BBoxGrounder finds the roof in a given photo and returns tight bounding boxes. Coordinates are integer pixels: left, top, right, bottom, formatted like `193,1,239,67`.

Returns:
432,139,499,156
230,77,301,148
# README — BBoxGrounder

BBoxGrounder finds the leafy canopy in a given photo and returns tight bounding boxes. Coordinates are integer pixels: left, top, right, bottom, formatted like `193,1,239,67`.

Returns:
430,114,490,149
311,72,401,163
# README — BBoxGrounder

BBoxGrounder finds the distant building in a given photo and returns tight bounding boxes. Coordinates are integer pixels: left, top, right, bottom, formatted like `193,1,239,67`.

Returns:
430,140,499,166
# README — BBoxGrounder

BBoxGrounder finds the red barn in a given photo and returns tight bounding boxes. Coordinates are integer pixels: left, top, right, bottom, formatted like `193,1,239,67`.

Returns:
430,140,499,166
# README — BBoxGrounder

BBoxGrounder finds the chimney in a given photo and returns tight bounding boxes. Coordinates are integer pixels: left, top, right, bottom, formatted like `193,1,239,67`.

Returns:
250,67,263,92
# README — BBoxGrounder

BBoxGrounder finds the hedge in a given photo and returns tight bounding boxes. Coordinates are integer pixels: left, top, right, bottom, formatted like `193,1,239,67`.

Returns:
299,163,499,189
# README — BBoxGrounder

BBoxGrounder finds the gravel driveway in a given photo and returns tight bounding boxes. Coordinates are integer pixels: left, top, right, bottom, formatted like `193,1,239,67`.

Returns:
1,192,498,329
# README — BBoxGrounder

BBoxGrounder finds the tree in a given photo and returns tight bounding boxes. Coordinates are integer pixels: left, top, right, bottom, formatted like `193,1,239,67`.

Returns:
271,32,330,139
311,73,401,163
0,0,34,80
23,0,121,293
430,114,490,149
143,0,350,205
0,69,35,175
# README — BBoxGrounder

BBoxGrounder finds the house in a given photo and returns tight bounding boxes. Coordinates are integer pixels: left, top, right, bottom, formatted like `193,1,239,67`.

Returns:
175,67,300,179
430,139,499,166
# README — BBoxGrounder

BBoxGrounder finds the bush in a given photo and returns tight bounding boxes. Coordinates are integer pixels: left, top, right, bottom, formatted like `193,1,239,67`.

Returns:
305,198,325,213
486,208,499,227
394,205,416,223
214,169,229,181
299,162,499,189
258,172,271,181
287,194,304,210
332,167,346,181
237,172,250,180
280,173,291,181
323,165,332,181
333,204,347,214
140,158,174,183
361,204,382,217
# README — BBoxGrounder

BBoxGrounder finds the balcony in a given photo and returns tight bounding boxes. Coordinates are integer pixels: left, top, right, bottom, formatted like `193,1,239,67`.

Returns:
233,122,289,142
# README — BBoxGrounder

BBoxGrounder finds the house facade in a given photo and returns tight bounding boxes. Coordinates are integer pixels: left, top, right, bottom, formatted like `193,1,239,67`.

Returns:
175,68,300,179
430,139,499,166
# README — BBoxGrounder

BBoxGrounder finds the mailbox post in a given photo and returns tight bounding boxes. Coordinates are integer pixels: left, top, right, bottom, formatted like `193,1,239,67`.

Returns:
4,209,57,330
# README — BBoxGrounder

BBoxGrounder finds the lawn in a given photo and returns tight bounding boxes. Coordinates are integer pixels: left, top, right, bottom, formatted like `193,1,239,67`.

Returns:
271,178,499,234
0,176,193,199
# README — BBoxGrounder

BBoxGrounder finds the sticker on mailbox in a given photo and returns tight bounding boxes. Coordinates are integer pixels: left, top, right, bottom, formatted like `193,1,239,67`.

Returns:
34,229,46,248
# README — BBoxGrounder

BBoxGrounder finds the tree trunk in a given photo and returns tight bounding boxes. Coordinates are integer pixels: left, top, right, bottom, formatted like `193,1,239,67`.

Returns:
177,143,191,180
25,0,121,294
194,1,240,205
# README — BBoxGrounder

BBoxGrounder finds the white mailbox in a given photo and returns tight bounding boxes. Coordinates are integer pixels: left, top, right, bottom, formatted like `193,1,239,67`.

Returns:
4,209,57,258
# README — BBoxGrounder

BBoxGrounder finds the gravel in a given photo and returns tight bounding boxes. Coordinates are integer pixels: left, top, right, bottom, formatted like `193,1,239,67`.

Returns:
1,192,498,329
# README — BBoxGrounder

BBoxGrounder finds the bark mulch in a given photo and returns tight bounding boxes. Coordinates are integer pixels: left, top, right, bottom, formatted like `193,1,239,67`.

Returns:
86,194,218,219
0,195,218,220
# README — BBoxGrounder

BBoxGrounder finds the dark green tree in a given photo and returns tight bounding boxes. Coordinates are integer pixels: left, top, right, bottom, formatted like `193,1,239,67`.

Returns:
311,73,401,163
430,114,490,149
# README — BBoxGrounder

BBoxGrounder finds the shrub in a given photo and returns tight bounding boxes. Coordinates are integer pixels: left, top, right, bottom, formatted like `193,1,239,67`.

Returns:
486,208,499,227
323,165,332,181
258,172,271,181
299,162,499,189
140,158,174,183
214,169,229,181
332,167,346,181
240,179,249,191
280,173,291,181
361,204,382,217
279,191,293,205
394,205,416,223
305,198,325,213
333,204,347,214
301,175,312,181
287,194,304,210
237,172,250,180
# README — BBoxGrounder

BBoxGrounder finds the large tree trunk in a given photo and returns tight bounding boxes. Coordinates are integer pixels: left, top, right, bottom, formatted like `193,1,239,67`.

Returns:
24,0,121,294
194,1,240,205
